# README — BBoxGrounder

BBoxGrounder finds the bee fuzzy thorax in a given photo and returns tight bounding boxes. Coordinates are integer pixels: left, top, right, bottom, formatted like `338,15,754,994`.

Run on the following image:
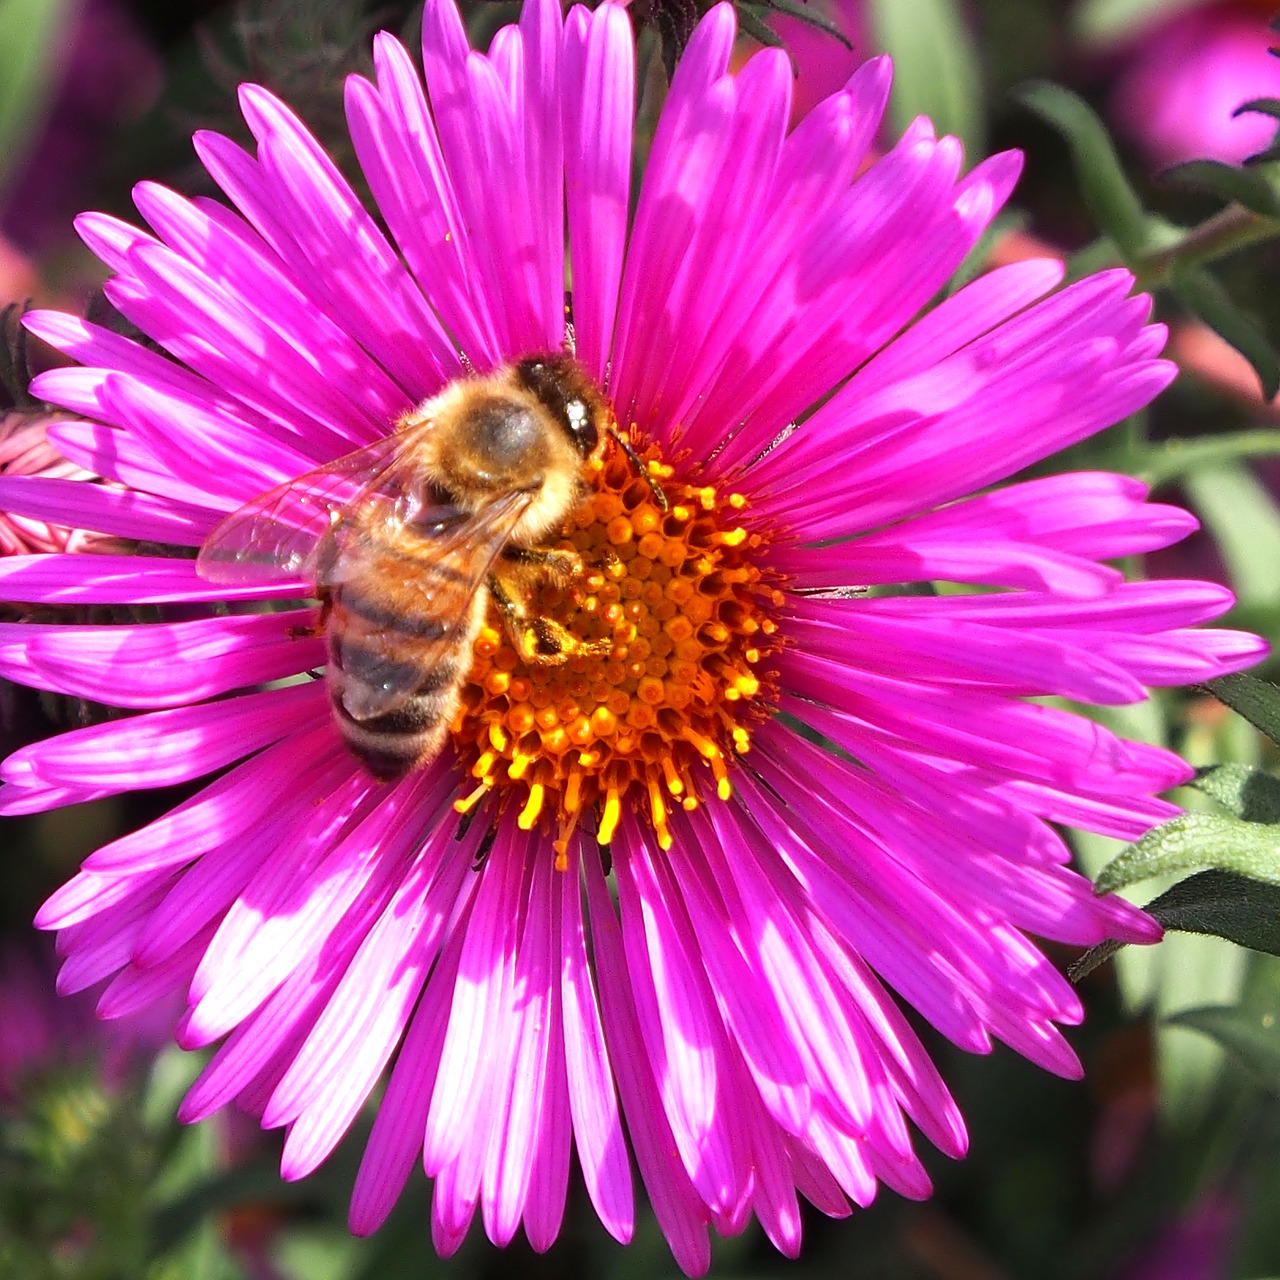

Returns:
452,435,783,864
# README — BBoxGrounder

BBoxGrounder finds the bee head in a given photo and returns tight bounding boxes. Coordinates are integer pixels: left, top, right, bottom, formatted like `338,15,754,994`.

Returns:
515,354,605,460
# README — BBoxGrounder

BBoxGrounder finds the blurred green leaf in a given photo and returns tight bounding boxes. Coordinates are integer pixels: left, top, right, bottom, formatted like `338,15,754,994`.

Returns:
150,1160,312,1255
868,0,984,153
1204,672,1280,747
1168,1002,1280,1086
1132,431,1280,489
1160,160,1280,217
734,5,785,51
1193,764,1280,823
274,1228,359,1280
0,0,73,190
1172,265,1280,400
1235,97,1280,124
738,0,852,50
1097,814,1280,892
1185,464,1280,606
1071,0,1210,46
1014,80,1152,258
1237,98,1280,164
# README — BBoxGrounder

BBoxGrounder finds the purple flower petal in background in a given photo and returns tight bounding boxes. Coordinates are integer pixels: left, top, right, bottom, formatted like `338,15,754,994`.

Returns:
1110,1,1280,168
0,0,161,258
0,931,171,1102
759,0,870,122
0,412,103,556
0,0,1267,1273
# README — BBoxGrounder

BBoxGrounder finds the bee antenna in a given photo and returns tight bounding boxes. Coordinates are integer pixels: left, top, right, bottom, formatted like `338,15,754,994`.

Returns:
609,425,668,512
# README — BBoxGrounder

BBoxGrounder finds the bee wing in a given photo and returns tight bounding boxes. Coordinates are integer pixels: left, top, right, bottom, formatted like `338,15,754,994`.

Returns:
196,422,438,586
325,488,535,721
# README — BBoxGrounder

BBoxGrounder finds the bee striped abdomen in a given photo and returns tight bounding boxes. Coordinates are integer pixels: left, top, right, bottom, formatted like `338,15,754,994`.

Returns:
324,556,487,780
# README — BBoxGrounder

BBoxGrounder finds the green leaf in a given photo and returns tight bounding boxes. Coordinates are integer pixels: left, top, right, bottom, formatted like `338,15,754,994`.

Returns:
1193,764,1280,823
740,0,852,47
1071,0,1210,47
733,5,785,52
1167,1002,1280,1086
1068,937,1122,981
1235,97,1280,124
1097,813,1280,893
1131,430,1280,489
1160,159,1280,216
1148,869,1280,953
1014,80,1152,258
1184,464,1280,606
1171,264,1280,400
0,0,74,190
1204,672,1280,746
867,0,984,153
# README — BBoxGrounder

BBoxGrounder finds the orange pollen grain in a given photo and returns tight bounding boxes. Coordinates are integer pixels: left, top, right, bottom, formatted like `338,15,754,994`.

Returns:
451,438,782,858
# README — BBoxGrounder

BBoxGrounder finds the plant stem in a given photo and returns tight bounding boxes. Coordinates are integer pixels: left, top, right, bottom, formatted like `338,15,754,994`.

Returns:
1137,203,1280,286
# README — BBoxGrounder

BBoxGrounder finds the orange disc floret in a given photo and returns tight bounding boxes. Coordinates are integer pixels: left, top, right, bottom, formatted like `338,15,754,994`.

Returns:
452,437,783,865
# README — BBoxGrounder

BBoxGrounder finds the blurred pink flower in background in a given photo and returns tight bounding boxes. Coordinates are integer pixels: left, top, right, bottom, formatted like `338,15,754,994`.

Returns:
0,412,99,556
1117,1190,1238,1280
0,0,161,259
1111,1,1280,167
764,0,869,120
0,932,171,1102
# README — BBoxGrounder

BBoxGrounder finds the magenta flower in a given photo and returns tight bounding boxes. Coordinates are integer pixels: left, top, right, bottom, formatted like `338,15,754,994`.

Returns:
0,0,1264,1271
0,932,171,1102
1110,1,1280,168
0,411,99,556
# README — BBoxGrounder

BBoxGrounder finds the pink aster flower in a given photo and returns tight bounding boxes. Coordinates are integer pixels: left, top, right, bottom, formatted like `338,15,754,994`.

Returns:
1110,1,1280,167
0,410,99,555
0,932,170,1102
0,0,1265,1272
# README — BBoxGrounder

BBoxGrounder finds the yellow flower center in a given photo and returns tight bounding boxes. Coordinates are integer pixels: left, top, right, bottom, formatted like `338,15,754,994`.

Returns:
451,438,784,863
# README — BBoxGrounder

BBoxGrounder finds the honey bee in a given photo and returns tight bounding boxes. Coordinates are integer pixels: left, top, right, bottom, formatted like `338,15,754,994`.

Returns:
197,352,658,780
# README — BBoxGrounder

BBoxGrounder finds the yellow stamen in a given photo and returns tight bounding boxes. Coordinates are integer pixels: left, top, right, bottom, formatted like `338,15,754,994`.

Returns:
450,434,782,866
598,787,622,846
453,781,490,815
518,783,545,831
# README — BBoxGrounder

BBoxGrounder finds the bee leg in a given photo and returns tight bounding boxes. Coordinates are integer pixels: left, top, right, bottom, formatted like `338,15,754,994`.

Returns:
489,574,611,664
288,591,330,641
500,545,585,582
609,426,668,512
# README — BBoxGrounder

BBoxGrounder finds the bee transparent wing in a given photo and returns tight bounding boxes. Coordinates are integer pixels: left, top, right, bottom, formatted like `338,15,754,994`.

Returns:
196,423,436,587
324,488,535,721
